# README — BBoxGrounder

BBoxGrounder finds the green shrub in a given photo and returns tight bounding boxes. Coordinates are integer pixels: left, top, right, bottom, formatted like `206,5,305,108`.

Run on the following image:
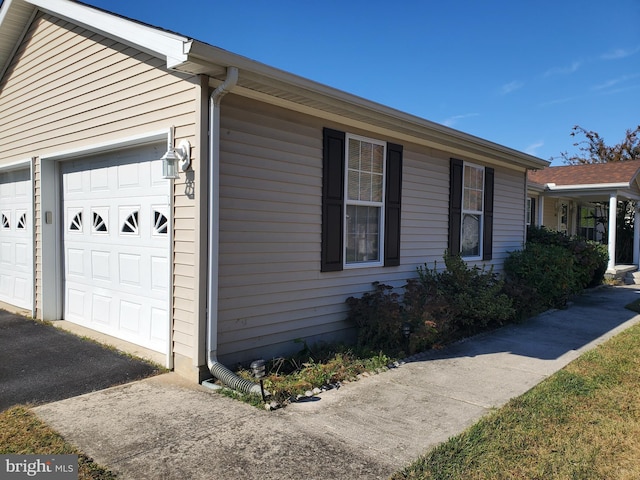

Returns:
500,277,543,321
403,278,451,350
346,282,404,352
504,243,579,309
526,225,608,288
413,253,515,332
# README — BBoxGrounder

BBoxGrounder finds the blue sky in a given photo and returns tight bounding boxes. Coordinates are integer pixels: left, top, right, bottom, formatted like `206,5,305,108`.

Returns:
78,1,639,164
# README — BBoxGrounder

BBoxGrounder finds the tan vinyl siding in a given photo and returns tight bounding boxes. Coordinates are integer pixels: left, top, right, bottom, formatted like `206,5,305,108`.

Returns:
492,166,527,262
543,199,560,229
0,14,199,364
401,148,450,264
217,96,530,364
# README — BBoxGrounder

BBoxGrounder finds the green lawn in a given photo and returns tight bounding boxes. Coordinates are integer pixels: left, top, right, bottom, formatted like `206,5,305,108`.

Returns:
0,406,117,480
392,322,640,480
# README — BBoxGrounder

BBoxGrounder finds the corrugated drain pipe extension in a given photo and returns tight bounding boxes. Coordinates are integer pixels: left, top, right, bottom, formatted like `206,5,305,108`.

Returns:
206,66,264,397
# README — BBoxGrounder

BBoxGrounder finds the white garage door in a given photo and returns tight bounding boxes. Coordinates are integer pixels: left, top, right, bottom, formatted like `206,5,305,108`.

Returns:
61,144,171,354
0,168,33,310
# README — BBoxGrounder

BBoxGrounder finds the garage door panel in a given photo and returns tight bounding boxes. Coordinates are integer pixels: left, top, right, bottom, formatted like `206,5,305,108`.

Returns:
151,256,169,291
15,242,28,267
0,242,11,263
0,169,33,310
119,253,141,286
66,288,86,317
62,144,170,354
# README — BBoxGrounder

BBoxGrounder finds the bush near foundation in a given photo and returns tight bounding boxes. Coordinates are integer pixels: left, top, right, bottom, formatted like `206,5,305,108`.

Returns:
347,233,607,356
409,253,515,333
346,282,404,352
504,243,579,310
525,225,608,288
347,253,516,355
504,227,607,311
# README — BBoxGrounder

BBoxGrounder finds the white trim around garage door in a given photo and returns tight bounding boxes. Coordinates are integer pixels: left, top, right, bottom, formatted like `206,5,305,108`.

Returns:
40,130,174,368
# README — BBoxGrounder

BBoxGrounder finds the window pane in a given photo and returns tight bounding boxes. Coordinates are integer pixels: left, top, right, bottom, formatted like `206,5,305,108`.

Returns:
361,142,372,172
347,139,386,203
346,205,380,263
372,144,384,173
348,139,360,170
372,173,383,202
463,165,484,213
347,169,359,200
461,213,480,257
361,172,372,201
473,190,483,211
580,207,595,228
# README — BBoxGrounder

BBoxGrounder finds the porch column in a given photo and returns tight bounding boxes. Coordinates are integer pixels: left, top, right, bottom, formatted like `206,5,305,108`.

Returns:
537,196,544,226
634,203,640,267
608,193,617,271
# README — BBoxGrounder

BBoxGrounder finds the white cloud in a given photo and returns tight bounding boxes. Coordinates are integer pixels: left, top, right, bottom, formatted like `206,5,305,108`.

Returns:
543,61,582,77
600,46,640,60
592,73,640,91
442,113,479,127
539,96,579,107
500,81,524,95
525,141,544,156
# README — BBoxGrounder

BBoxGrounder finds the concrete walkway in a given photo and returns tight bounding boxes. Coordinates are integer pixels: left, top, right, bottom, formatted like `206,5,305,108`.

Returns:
33,285,640,480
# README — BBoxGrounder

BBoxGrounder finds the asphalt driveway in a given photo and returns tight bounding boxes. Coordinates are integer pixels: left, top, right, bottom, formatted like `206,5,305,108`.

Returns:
0,310,161,411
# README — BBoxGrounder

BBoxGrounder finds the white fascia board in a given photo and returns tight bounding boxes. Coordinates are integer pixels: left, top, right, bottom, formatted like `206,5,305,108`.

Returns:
26,0,189,67
546,182,630,191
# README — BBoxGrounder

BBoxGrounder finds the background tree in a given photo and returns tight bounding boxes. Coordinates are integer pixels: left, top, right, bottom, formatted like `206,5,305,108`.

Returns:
556,125,640,263
558,125,640,165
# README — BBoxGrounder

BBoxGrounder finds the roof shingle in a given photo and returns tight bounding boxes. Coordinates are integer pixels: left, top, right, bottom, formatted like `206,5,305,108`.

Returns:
528,160,640,186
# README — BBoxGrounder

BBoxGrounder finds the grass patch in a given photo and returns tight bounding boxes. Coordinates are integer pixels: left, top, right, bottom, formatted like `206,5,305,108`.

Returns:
392,322,640,480
0,406,117,479
223,343,394,406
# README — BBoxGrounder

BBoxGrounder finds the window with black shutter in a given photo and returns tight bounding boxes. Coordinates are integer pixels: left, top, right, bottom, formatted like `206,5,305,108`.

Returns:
321,128,402,271
449,158,494,261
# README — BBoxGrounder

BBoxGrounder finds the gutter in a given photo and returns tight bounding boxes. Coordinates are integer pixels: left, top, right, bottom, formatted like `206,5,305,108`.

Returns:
204,66,262,396
545,182,630,191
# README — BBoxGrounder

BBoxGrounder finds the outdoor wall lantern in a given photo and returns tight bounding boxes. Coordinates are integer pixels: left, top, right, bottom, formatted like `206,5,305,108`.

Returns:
161,139,191,179
250,359,267,402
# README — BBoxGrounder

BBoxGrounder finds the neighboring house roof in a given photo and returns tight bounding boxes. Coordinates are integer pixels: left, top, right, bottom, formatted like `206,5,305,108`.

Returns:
0,0,549,172
528,161,640,187
528,160,640,200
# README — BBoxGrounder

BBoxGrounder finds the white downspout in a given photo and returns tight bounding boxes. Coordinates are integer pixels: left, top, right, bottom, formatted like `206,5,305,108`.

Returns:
204,67,262,395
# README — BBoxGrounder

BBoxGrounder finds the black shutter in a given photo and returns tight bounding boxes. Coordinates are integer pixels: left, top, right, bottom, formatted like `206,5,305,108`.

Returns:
483,167,494,261
384,143,403,266
448,158,463,254
321,128,345,272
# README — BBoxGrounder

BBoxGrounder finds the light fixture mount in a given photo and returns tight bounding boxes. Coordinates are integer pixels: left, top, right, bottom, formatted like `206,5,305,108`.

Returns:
161,139,191,179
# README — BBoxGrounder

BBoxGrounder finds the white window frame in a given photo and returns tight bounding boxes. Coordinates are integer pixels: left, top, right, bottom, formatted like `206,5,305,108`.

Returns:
461,162,484,260
343,133,386,268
